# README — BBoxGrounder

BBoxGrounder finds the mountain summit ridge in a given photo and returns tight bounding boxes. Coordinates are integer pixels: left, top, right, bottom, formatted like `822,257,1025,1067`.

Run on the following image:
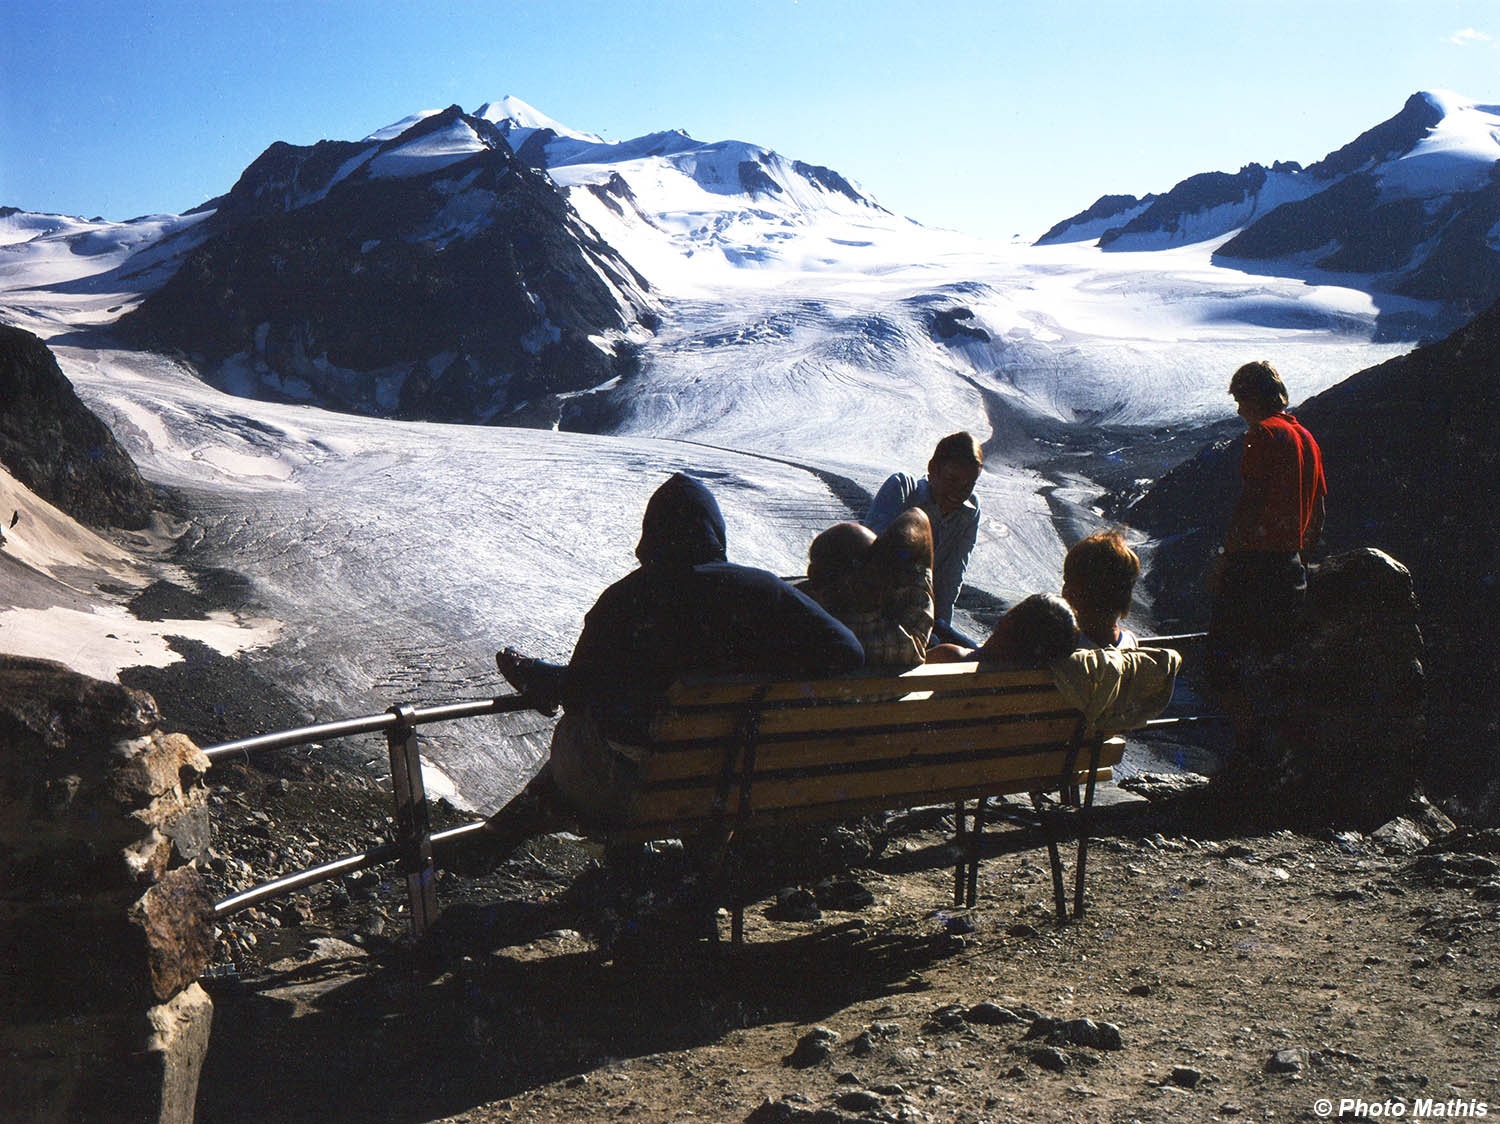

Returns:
118,106,658,426
1039,90,1500,318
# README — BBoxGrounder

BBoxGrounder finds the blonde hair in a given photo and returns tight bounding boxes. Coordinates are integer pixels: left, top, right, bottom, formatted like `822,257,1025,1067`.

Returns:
1062,530,1140,617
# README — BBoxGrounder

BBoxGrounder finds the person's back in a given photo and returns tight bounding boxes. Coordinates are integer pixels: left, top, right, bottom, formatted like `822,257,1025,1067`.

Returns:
565,473,865,745
1239,412,1324,552
806,509,934,669
929,592,1179,734
488,472,864,835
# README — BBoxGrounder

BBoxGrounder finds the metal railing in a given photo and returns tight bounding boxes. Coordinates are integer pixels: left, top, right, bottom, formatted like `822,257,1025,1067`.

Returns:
205,694,534,936
202,633,1215,938
1134,632,1224,729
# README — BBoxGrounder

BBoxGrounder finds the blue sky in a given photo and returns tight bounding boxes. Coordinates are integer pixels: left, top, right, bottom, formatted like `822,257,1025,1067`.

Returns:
3,0,1498,238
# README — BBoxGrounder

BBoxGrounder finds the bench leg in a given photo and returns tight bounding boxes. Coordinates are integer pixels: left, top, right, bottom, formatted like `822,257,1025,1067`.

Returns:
952,800,966,907
966,799,986,908
1032,791,1070,924
1073,834,1090,920
1073,748,1103,919
1045,838,1068,923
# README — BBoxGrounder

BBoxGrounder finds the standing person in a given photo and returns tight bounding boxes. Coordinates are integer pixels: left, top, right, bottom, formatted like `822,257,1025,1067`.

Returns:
1206,360,1326,753
864,431,983,646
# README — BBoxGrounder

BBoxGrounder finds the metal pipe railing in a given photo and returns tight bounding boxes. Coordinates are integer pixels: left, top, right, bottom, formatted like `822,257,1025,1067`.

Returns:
1135,632,1208,646
213,821,489,918
203,696,531,761
204,693,536,936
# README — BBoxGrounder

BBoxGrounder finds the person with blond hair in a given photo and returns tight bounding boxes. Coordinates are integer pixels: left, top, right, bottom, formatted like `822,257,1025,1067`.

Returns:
1062,529,1141,650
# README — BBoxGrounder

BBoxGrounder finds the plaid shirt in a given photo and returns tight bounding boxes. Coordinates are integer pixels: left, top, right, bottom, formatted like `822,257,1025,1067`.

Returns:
841,564,935,669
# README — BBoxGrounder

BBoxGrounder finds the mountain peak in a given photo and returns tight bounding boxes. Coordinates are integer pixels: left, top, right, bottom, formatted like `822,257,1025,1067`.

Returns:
474,96,601,144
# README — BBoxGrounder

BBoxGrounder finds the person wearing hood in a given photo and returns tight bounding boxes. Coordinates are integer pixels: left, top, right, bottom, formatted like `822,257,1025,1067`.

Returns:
482,473,864,839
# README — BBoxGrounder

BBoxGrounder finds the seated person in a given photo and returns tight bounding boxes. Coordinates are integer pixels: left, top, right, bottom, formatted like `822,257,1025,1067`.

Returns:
927,592,1078,668
927,593,1179,734
800,520,876,605
864,431,983,647
805,509,935,669
1062,530,1141,649
485,473,865,842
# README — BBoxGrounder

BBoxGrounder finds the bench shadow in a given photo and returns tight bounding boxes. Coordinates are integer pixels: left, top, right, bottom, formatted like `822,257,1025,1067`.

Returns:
196,914,957,1124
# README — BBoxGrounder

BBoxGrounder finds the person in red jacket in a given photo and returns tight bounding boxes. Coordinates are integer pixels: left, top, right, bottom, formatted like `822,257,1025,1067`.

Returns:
1207,360,1326,753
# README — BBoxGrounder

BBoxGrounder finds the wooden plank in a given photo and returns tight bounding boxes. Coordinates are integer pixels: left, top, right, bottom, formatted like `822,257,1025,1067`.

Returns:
651,687,1074,742
612,768,1114,841
620,767,1117,838
639,714,1084,782
663,663,1055,707
629,746,1122,822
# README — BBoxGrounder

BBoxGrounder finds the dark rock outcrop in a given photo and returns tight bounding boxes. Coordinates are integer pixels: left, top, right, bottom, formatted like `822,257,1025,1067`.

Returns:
0,324,156,528
119,106,656,425
1302,91,1444,179
1128,300,1500,817
1036,193,1156,244
1226,549,1424,827
0,655,216,1123
1098,164,1272,248
928,306,991,342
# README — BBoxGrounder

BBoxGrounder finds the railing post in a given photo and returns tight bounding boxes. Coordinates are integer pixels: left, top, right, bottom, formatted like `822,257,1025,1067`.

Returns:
387,704,439,937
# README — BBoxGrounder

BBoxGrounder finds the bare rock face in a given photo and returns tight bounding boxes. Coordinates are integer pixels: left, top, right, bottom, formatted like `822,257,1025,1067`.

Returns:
0,655,216,1123
0,324,157,529
1225,548,1423,828
119,105,657,426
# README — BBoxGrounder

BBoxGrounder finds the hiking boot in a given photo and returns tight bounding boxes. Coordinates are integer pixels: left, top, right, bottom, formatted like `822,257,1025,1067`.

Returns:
496,647,564,714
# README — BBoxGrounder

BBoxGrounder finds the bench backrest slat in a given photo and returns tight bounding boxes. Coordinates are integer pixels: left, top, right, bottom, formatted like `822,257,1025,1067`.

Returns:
615,766,1116,842
651,687,1075,742
663,663,1055,707
642,713,1085,781
621,662,1121,835
629,745,1122,824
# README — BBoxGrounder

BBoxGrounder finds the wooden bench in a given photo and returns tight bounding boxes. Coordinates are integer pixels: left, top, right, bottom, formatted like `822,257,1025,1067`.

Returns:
606,661,1129,943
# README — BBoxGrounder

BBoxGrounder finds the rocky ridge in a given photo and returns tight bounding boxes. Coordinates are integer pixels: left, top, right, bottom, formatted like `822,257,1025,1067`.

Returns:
119,106,659,426
1039,92,1500,322
0,323,157,529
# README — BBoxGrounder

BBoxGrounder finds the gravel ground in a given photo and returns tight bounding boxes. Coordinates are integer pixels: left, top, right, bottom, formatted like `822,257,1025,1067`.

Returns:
191,756,1500,1124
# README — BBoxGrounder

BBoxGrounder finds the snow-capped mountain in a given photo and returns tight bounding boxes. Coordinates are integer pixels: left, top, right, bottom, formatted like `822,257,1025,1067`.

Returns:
1039,92,1500,319
117,106,659,425
474,95,898,271
0,206,214,335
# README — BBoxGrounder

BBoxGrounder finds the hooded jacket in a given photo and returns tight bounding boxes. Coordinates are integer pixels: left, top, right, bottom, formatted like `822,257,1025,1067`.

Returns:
563,473,864,742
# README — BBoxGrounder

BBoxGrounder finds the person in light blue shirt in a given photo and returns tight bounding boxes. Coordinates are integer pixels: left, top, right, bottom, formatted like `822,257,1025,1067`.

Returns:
864,431,982,646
